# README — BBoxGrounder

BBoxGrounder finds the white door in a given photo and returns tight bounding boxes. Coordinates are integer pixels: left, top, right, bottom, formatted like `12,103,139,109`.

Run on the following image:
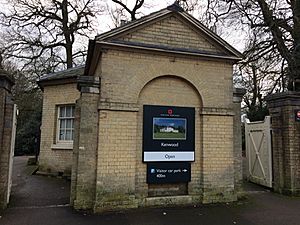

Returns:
245,116,273,188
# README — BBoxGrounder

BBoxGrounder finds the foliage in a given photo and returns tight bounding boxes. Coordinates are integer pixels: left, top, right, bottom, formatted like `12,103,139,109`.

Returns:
204,0,300,91
246,105,269,122
10,68,42,155
234,60,280,121
0,0,104,75
14,90,42,155
0,0,104,155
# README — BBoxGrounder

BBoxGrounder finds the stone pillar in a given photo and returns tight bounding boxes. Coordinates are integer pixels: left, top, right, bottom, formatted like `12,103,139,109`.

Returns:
70,97,81,205
0,71,14,209
200,107,236,203
71,76,100,210
266,92,300,195
233,88,246,191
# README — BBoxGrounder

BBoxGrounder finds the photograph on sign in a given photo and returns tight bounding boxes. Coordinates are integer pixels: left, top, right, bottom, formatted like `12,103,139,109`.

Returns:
153,117,186,140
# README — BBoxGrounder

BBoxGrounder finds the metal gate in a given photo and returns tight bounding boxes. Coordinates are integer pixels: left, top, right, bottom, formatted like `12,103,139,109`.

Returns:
7,104,17,203
245,116,272,188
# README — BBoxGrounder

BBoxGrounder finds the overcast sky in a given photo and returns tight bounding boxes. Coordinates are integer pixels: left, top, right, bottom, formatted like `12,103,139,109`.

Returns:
98,0,247,52
0,0,247,59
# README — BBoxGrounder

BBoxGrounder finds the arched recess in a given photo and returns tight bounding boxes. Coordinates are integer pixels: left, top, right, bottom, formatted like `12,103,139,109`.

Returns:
135,74,203,106
135,75,203,197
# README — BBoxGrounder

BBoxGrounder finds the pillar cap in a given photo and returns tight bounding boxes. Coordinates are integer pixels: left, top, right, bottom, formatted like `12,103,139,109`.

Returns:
233,88,246,103
77,75,100,93
0,69,14,92
265,91,300,107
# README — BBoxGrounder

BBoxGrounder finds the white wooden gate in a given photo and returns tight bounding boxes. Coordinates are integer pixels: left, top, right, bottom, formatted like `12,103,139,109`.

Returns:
7,104,17,204
245,116,272,188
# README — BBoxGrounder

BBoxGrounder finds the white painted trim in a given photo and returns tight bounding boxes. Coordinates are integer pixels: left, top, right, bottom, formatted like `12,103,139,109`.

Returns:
56,105,75,143
51,143,73,150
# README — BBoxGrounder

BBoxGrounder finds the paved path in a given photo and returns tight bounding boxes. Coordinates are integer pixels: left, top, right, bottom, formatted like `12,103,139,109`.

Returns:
7,156,70,208
1,157,300,225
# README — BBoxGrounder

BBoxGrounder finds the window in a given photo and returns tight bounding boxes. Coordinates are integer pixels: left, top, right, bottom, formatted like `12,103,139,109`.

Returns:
57,105,75,142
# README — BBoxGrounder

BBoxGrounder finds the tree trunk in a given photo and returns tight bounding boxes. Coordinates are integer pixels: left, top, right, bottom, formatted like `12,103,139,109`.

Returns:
291,0,300,91
61,0,73,68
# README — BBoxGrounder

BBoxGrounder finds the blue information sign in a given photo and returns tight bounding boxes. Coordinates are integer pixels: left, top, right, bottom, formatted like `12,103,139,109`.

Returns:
147,162,191,184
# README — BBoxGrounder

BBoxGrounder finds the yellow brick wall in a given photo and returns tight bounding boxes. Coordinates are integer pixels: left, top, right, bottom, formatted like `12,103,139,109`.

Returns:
95,76,202,200
94,48,235,204
97,110,137,193
201,114,235,203
39,83,80,173
137,76,202,196
99,49,233,109
117,15,223,54
73,12,237,209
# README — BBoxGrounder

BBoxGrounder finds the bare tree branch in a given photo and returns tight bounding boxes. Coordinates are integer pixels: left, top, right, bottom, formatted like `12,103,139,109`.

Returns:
111,0,144,21
0,0,104,76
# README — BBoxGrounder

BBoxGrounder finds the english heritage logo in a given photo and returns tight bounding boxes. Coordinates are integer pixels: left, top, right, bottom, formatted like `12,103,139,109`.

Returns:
160,108,180,117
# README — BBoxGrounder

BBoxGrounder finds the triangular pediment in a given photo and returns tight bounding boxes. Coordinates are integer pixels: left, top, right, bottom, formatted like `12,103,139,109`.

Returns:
96,8,242,59
87,6,242,76
112,14,224,55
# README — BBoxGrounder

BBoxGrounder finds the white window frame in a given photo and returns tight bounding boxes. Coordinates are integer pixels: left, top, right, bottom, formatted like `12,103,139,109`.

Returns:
56,105,75,145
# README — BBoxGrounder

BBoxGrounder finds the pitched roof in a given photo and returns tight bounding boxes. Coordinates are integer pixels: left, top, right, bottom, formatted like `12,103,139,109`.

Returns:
95,3,243,59
38,66,84,87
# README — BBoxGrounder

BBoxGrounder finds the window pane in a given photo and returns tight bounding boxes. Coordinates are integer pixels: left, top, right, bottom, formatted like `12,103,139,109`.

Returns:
65,130,71,140
59,106,66,117
60,119,66,129
59,130,65,140
57,105,75,142
66,106,72,117
71,106,75,117
66,119,72,129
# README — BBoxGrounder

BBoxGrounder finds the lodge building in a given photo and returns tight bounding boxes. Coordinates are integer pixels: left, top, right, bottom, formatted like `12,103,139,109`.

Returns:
37,3,244,212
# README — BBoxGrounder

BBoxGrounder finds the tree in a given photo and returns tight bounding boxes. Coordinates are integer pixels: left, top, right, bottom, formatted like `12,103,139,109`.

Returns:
0,0,104,75
205,0,300,91
234,30,285,121
111,0,144,21
14,82,42,156
234,63,272,121
0,58,42,155
177,0,203,13
106,3,127,28
0,0,104,155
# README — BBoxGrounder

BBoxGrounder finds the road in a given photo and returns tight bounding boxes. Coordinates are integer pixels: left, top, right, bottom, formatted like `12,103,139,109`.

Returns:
1,156,300,225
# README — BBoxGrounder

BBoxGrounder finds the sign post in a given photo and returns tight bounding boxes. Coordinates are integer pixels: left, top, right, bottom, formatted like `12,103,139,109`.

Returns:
143,105,195,184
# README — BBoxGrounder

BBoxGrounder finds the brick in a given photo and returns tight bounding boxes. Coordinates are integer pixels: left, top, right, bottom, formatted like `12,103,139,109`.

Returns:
267,93,300,195
42,11,239,212
118,16,223,53
39,83,80,174
0,75,14,209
